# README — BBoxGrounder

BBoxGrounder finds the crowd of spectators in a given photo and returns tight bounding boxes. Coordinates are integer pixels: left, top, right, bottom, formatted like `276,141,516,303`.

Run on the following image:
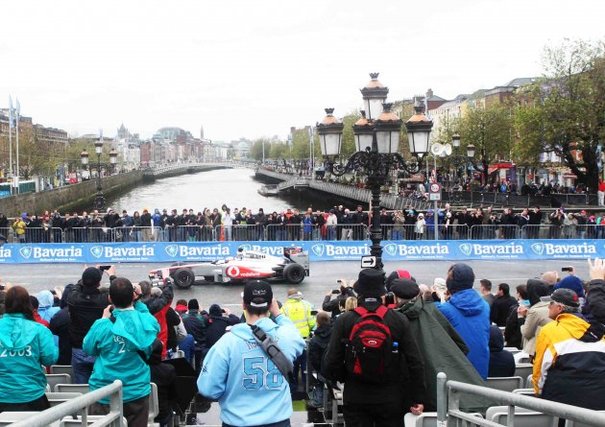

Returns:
1,259,605,425
3,202,605,245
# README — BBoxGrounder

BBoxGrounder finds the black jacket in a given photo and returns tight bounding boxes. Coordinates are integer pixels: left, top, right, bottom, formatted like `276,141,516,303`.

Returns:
67,284,109,348
205,314,240,349
488,326,515,377
490,295,517,327
503,305,522,349
49,307,72,365
308,323,332,373
149,360,177,422
182,310,208,353
322,303,426,407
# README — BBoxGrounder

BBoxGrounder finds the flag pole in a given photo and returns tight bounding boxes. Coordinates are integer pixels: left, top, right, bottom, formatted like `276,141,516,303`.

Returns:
8,96,13,193
15,98,20,194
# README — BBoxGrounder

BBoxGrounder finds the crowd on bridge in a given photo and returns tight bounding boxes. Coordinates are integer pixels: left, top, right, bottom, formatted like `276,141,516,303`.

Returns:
2,202,605,245
1,258,605,425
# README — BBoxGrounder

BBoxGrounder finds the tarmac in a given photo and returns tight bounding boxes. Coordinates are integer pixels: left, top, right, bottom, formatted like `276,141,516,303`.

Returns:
1,259,592,315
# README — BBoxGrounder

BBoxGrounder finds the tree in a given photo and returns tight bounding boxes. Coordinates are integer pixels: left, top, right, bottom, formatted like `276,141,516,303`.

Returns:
269,141,289,159
458,104,514,185
250,138,269,161
514,39,605,191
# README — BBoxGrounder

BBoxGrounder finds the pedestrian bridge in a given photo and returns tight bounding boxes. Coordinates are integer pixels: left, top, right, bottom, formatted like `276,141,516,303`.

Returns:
256,168,431,211
142,162,235,180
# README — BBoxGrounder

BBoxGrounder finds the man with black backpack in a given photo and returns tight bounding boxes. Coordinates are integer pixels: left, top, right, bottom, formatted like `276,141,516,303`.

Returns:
323,268,426,427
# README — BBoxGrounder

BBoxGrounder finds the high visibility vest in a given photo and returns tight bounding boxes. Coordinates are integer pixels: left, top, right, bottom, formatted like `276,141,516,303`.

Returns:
281,298,315,338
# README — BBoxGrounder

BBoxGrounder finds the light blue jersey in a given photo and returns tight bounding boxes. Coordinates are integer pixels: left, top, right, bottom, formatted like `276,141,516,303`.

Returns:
0,313,58,403
83,301,159,403
198,314,305,426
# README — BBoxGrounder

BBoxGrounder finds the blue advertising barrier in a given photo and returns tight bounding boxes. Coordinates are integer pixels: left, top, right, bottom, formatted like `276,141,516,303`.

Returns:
0,239,601,264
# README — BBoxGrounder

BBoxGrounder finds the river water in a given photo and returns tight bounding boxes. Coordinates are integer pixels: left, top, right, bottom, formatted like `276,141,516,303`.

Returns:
107,168,313,214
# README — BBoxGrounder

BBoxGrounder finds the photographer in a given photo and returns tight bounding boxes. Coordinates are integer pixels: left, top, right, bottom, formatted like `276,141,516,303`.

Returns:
549,208,564,239
67,266,116,384
322,279,356,318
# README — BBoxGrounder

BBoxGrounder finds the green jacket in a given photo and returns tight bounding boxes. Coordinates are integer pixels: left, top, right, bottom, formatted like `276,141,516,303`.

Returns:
83,301,159,403
0,313,58,403
397,298,489,411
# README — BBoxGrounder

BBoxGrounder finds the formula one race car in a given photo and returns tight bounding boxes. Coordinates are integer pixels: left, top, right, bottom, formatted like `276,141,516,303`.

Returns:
148,246,309,289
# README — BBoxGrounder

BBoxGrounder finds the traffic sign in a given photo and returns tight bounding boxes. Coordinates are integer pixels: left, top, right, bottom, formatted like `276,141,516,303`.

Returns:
360,255,377,268
429,182,442,201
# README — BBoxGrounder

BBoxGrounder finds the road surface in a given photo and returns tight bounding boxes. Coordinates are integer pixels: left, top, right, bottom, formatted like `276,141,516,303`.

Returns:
1,259,590,315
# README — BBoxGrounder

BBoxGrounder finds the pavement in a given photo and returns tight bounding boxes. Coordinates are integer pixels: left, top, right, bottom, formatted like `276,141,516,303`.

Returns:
1,259,591,314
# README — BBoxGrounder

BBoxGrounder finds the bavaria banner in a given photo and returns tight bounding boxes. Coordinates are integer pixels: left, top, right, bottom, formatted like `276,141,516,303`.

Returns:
0,239,601,264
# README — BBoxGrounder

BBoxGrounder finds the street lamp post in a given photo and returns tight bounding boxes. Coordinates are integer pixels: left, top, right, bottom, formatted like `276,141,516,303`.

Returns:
466,143,489,187
317,76,431,272
80,131,119,211
93,132,105,210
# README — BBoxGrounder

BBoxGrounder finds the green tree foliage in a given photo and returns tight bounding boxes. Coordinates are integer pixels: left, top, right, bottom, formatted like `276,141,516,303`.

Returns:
250,138,268,161
269,141,289,159
458,104,513,183
291,128,312,159
514,39,605,191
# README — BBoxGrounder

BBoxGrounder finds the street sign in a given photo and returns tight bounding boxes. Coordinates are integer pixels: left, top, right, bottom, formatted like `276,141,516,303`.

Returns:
429,182,442,201
360,255,377,269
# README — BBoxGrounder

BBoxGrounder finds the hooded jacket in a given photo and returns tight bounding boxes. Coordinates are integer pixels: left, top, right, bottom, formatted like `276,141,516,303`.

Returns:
520,280,552,356
533,313,605,410
0,313,58,403
83,301,160,403
308,322,332,373
198,315,305,426
438,289,490,379
488,325,515,377
554,275,585,298
398,297,486,411
37,290,60,323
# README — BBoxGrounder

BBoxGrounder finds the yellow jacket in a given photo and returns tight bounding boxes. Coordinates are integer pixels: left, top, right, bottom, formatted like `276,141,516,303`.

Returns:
532,313,595,395
281,297,315,339
12,219,26,236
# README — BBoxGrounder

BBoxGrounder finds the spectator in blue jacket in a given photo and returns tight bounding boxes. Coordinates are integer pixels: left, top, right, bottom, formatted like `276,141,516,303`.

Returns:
198,280,305,427
554,274,585,299
84,277,160,426
0,286,58,412
438,263,490,379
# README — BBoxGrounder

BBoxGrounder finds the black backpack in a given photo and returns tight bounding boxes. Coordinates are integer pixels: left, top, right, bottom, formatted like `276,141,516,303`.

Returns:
345,305,395,383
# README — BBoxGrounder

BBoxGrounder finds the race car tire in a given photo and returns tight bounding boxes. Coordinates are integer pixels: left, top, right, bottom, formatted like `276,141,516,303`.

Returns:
283,263,305,284
173,268,195,289
169,262,187,278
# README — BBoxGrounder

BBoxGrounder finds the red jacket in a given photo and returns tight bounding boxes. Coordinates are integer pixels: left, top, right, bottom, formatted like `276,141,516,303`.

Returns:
154,304,170,359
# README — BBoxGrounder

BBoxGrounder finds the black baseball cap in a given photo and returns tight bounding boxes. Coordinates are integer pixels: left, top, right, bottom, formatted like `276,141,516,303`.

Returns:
550,288,580,308
243,280,273,309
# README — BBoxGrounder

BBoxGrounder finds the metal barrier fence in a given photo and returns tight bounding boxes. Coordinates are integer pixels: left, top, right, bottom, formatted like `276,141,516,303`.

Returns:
3,223,605,243
441,191,596,207
437,372,605,426
10,380,123,427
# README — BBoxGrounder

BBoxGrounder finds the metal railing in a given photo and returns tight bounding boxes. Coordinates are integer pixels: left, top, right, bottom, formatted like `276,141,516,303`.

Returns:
4,223,605,243
437,372,605,426
10,380,123,427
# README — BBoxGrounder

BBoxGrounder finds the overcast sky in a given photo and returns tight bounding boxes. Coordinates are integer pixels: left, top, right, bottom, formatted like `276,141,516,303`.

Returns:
1,0,604,142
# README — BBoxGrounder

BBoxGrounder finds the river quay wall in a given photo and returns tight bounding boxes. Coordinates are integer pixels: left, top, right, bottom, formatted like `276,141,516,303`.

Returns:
0,171,144,216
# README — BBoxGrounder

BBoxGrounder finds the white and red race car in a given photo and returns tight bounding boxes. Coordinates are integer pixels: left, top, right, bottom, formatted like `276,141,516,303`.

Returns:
148,246,309,288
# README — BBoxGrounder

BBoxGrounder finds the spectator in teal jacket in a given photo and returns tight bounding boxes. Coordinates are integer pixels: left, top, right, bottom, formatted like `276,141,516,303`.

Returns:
84,278,160,427
0,286,58,412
